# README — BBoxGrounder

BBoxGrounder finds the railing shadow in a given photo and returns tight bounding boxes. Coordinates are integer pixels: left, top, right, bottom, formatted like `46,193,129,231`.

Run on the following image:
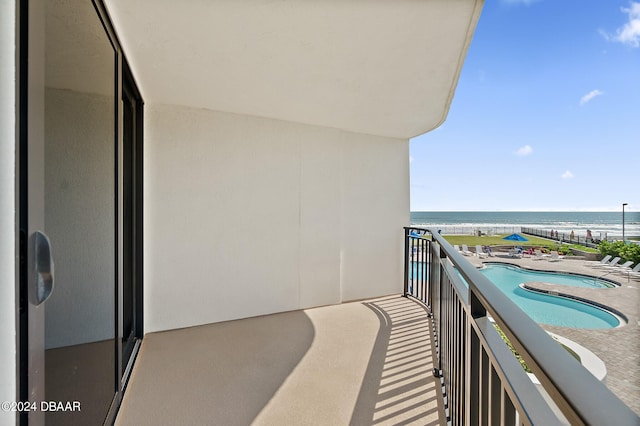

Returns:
350,296,446,425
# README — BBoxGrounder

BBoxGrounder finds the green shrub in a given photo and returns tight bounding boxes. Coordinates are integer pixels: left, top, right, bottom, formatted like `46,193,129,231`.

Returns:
494,325,580,374
549,243,570,255
494,325,532,373
598,241,640,265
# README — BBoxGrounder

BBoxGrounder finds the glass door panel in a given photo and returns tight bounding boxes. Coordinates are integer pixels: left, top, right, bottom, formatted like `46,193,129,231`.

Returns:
44,0,116,424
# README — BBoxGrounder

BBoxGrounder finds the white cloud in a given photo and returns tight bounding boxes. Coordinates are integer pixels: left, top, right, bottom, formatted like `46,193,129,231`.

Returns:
409,156,414,163
616,2,640,46
579,89,604,106
561,170,575,179
515,145,533,156
602,2,640,47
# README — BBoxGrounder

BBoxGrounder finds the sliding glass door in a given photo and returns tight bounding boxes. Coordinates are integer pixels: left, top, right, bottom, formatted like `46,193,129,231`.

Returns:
19,0,142,424
43,0,117,423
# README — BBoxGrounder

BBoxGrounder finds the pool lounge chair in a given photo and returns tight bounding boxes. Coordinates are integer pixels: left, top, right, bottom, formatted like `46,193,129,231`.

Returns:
629,264,640,279
508,247,522,258
532,249,544,260
590,255,612,267
475,245,488,258
594,257,620,268
605,260,633,271
614,262,640,276
461,244,474,256
548,251,564,262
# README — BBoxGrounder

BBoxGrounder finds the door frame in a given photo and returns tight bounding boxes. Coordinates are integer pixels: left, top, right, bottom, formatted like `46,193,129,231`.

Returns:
16,0,144,424
120,58,144,391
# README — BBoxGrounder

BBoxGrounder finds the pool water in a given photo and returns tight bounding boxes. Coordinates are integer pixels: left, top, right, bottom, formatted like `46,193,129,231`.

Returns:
409,262,621,329
478,264,619,329
480,263,615,289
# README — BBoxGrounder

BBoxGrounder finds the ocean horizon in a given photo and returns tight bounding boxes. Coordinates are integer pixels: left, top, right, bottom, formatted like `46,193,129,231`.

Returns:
410,211,640,238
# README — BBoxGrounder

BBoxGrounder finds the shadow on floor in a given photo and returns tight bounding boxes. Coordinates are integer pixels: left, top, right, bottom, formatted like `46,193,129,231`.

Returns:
351,296,446,425
116,310,315,425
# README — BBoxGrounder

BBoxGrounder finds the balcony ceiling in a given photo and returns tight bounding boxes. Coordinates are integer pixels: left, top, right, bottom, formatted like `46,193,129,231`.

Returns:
105,0,483,139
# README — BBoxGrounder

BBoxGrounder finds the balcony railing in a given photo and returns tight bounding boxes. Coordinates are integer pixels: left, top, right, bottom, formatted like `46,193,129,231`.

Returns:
403,227,638,426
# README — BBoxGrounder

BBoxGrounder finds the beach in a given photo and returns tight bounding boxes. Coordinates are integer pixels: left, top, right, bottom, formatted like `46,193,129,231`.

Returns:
411,211,640,239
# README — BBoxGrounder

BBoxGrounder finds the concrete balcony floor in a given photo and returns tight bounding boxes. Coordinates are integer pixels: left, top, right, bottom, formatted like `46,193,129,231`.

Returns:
115,295,445,426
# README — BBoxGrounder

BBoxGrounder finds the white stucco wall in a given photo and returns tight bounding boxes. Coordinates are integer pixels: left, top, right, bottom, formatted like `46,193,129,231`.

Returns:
145,104,409,333
340,135,409,302
0,0,16,422
44,88,115,348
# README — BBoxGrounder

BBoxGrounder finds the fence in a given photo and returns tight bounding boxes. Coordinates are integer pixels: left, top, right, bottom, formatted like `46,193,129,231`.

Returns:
521,227,601,248
412,226,522,236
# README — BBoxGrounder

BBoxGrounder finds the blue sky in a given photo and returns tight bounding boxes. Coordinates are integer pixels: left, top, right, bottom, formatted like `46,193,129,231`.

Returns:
410,0,639,212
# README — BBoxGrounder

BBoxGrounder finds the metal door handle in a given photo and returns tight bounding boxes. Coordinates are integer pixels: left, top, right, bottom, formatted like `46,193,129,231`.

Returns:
30,231,54,305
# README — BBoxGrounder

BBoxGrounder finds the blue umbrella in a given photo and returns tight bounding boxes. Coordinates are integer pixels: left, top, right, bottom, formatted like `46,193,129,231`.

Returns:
503,233,528,242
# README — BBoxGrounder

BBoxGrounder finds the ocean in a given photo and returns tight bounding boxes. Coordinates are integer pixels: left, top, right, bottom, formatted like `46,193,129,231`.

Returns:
410,211,640,239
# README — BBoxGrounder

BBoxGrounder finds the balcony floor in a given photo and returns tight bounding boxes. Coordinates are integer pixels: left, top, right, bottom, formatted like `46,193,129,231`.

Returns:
115,295,445,425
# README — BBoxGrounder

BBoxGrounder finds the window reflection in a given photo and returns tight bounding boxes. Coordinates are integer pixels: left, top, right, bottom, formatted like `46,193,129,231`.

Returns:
44,0,116,424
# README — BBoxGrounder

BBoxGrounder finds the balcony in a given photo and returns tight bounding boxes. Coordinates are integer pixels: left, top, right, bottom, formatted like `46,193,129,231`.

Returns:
115,295,445,425
115,228,639,425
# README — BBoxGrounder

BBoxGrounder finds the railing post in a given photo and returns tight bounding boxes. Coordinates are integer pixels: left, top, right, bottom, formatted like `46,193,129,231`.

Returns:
468,287,486,426
427,239,433,308
420,236,427,303
403,227,410,296
468,282,487,426
435,243,447,376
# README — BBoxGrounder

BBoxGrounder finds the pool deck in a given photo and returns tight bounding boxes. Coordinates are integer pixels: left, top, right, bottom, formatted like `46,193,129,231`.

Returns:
466,253,640,416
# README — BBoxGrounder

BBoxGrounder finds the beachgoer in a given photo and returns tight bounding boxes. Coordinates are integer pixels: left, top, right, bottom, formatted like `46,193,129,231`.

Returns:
484,245,492,256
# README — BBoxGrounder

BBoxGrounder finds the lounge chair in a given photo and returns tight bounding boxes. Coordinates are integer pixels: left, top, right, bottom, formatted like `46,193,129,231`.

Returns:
590,255,612,267
461,244,473,256
475,245,488,258
605,260,633,271
454,244,463,254
532,249,544,260
629,264,640,279
508,247,522,258
614,262,640,276
594,257,620,268
548,251,564,262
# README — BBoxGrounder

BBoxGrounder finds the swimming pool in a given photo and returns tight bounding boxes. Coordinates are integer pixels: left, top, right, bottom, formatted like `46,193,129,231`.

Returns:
409,262,622,329
480,263,616,289
478,263,620,329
